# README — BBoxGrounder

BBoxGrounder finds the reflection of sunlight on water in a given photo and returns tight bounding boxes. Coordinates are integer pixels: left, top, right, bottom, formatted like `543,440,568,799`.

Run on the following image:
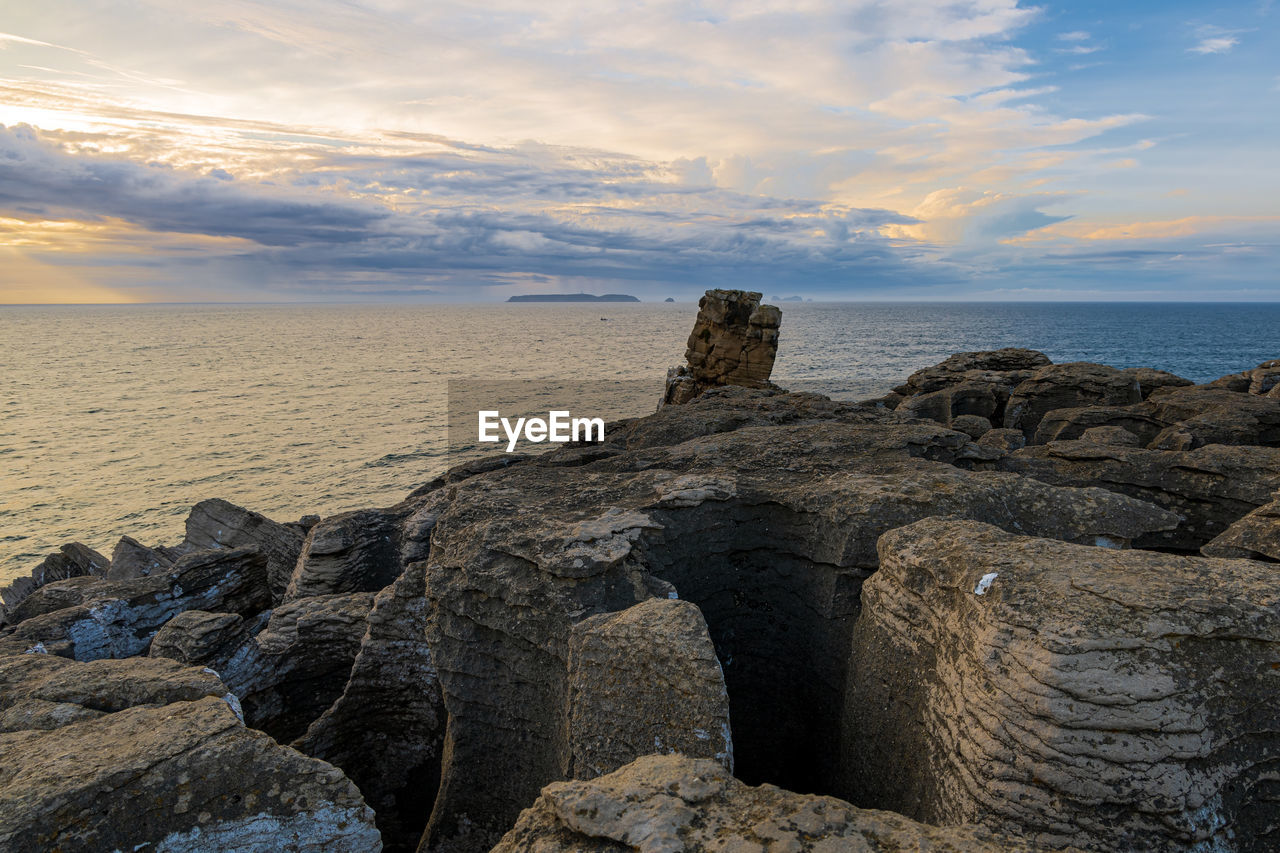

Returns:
4,300,1280,582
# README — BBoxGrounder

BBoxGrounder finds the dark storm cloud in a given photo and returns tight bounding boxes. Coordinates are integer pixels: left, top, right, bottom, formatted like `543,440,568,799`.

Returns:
0,125,387,246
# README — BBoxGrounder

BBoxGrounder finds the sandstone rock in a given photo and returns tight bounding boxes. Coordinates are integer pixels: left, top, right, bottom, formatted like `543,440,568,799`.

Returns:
419,408,1177,851
294,561,445,852
226,591,376,742
897,348,1051,395
493,754,1058,853
149,609,260,675
1143,386,1280,449
949,414,992,438
285,507,406,601
663,290,780,404
1032,405,1167,446
183,498,306,602
998,441,1280,550
1208,359,1280,396
1120,367,1194,398
0,547,271,660
568,598,732,780
0,543,109,627
1078,425,1141,446
843,517,1280,852
0,653,233,733
1201,495,1280,561
1004,362,1142,437
976,427,1026,451
107,534,174,580
0,696,381,852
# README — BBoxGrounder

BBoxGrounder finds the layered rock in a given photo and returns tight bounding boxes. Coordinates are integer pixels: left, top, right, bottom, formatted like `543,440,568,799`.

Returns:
1207,358,1280,395
0,696,381,852
1003,362,1142,437
567,598,732,779
149,609,262,675
842,517,1280,852
183,498,307,602
106,534,174,580
663,290,780,404
0,543,109,627
419,400,1177,851
996,441,1280,550
0,547,271,659
1201,494,1280,561
493,754,1058,853
286,507,407,601
294,561,446,853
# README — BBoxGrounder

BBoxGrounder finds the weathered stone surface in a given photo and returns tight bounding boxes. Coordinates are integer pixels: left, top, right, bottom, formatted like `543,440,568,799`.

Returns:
0,543,109,627
149,609,259,675
663,290,780,403
1032,405,1167,446
0,653,232,732
1143,387,1280,449
227,591,376,742
183,498,306,602
294,561,445,853
996,441,1280,550
1207,359,1280,396
896,348,1051,395
1120,367,1194,398
419,405,1177,852
0,547,271,660
1201,494,1280,561
949,413,993,438
843,517,1280,852
286,507,406,601
1004,362,1142,437
493,754,1058,853
0,696,381,852
1078,425,1141,446
107,534,174,580
568,598,732,780
976,427,1026,451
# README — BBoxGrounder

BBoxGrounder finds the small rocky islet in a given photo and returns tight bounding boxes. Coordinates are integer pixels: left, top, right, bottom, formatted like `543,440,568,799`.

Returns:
2,290,1279,852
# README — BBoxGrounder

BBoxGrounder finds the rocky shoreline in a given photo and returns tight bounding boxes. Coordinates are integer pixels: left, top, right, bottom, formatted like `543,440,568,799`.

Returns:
2,290,1278,852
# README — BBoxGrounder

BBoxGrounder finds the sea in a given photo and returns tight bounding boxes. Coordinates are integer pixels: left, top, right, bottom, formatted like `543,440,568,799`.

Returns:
3,301,1278,584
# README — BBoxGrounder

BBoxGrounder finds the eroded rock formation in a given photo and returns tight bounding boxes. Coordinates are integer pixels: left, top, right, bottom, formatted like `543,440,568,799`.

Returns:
662,289,781,404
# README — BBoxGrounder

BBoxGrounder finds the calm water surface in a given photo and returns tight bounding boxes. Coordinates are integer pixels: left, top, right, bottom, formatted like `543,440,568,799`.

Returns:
3,301,1277,583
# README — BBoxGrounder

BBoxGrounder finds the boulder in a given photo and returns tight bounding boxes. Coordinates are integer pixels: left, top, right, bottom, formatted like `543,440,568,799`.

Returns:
567,598,732,780
182,498,306,602
107,534,174,580
294,561,446,853
1120,367,1194,399
0,543,109,627
149,609,261,675
0,654,233,733
997,441,1280,550
493,754,1059,853
895,348,1051,395
1004,362,1142,437
1032,405,1167,446
843,517,1280,852
285,507,407,601
976,427,1026,452
1078,425,1141,446
225,591,376,742
1201,495,1280,561
663,289,780,404
1207,359,1280,395
949,414,992,439
0,696,381,852
0,547,271,660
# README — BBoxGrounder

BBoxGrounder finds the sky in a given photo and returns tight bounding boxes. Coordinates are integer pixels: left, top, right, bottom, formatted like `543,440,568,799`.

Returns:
0,0,1276,302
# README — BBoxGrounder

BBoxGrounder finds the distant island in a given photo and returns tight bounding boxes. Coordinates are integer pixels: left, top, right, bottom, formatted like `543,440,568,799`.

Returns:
507,293,640,303
771,295,805,302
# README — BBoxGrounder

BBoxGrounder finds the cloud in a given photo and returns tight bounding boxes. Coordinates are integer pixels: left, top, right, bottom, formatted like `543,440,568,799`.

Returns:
1189,35,1239,54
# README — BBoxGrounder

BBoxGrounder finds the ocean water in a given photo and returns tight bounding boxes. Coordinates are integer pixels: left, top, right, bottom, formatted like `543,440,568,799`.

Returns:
3,301,1278,584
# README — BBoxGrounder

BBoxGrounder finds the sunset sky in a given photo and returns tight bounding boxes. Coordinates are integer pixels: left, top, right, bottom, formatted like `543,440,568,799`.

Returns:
1,1,1276,302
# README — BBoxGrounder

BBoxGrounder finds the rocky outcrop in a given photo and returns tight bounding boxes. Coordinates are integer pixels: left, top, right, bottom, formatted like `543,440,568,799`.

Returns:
0,653,234,732
1202,494,1280,561
0,547,271,659
149,609,262,675
842,517,1280,852
493,754,1058,853
294,561,445,853
0,543,109,627
1207,359,1280,395
286,507,406,601
662,290,780,404
0,696,381,852
568,598,732,780
1003,362,1142,437
996,441,1280,550
419,401,1177,851
183,498,307,602
107,534,174,580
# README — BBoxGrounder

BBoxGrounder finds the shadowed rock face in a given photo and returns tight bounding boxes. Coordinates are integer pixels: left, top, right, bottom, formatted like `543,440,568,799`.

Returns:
286,507,408,602
492,754,1063,853
1202,494,1280,561
0,543,109,627
183,498,308,603
1003,362,1143,437
418,398,1177,852
843,517,1280,852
